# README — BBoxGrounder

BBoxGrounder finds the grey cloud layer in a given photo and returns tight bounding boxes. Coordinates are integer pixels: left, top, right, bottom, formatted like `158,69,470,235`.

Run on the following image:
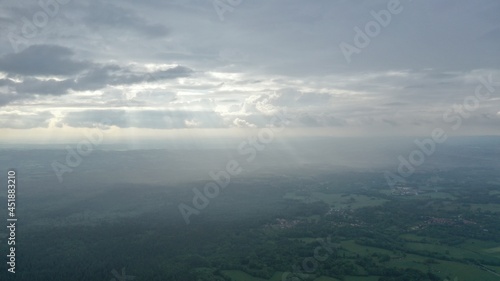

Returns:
0,44,193,97
0,45,89,75
0,111,53,129
0,0,499,133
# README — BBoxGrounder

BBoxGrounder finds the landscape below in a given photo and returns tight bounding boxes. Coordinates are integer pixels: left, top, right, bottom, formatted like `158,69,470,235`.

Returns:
0,144,499,281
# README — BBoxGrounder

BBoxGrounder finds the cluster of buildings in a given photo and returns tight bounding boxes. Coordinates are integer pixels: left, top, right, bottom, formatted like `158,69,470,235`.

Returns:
408,216,478,231
265,218,301,229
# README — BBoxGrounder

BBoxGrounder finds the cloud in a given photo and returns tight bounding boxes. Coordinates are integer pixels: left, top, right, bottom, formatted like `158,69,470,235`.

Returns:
224,89,345,128
0,45,90,76
0,92,22,107
232,118,256,128
233,89,333,113
14,77,74,95
0,111,53,129
153,66,193,80
0,1,498,135
61,109,225,129
71,64,192,92
0,43,193,101
236,89,334,114
294,112,346,127
82,1,169,37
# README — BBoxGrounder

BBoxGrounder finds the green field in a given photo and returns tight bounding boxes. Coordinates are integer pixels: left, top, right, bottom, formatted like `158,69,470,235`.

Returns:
419,192,457,200
405,242,481,260
399,234,440,244
432,260,499,281
344,277,379,281
340,240,394,256
470,203,500,213
314,276,341,281
223,270,283,281
223,270,342,281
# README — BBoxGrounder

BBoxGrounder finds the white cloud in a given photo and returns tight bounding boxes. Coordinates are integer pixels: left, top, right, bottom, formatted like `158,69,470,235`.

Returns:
232,118,256,128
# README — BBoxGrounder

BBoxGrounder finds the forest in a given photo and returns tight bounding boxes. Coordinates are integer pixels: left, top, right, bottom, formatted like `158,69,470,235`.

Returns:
1,165,499,281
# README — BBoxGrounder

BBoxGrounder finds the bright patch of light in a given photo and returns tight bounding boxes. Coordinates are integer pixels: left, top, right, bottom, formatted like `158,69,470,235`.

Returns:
208,72,243,80
177,91,203,96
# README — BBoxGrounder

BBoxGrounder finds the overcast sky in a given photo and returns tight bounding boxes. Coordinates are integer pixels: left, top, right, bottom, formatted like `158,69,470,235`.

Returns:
0,0,499,143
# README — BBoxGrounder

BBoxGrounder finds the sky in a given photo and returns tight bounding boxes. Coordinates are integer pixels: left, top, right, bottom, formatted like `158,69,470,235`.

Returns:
0,0,499,144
